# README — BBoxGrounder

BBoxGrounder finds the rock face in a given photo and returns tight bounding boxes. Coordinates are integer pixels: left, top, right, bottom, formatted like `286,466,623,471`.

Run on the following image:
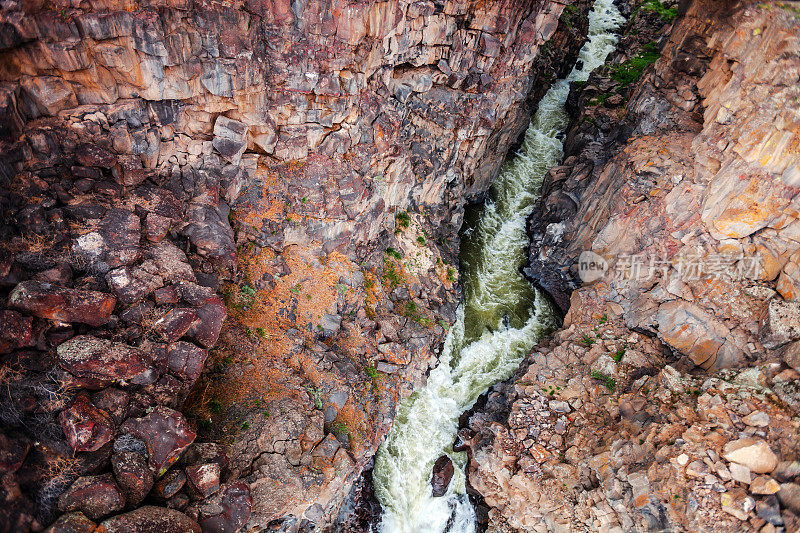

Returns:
0,0,593,529
465,0,800,531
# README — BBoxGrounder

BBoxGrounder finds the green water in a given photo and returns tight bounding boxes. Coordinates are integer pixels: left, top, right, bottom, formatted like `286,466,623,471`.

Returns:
373,2,625,531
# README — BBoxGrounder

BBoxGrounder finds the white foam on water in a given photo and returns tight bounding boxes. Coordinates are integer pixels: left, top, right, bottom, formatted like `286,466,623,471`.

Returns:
373,2,625,531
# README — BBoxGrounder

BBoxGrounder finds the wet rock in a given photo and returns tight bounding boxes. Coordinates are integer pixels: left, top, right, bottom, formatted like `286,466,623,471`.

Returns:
723,438,779,474
96,505,201,533
186,463,221,499
58,473,126,520
197,482,251,533
43,512,97,532
9,281,116,326
112,451,154,506
58,392,115,452
58,335,157,387
120,406,196,476
430,455,454,497
0,310,33,354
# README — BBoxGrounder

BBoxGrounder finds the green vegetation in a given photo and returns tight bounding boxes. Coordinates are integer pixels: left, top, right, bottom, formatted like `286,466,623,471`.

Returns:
209,399,223,413
306,386,324,410
241,422,250,430
591,370,617,392
639,0,677,22
612,344,627,362
609,43,660,86
365,364,378,379
446,267,456,282
385,247,402,260
330,421,351,436
416,236,426,245
256,327,266,337
581,333,596,347
561,3,582,28
396,211,411,229
383,258,404,287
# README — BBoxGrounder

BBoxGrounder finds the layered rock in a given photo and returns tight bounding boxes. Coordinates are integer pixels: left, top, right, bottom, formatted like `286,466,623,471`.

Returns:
466,0,800,531
0,0,595,530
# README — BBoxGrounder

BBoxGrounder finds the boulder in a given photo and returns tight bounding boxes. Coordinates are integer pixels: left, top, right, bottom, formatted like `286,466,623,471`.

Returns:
186,463,221,498
723,438,779,474
153,308,200,342
96,506,201,533
760,298,800,349
656,300,740,369
58,335,157,387
57,473,125,520
186,298,227,347
153,469,187,499
0,310,33,353
9,281,116,326
212,116,247,165
120,406,196,476
197,482,251,533
58,392,115,452
778,482,800,513
431,455,454,497
167,342,208,384
43,512,96,532
112,451,154,506
72,208,141,271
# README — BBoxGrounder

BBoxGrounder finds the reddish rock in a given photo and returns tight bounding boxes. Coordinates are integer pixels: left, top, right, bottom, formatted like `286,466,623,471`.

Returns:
44,511,96,532
76,143,115,168
0,430,29,475
154,285,179,305
112,451,154,506
431,455,454,497
91,388,131,426
96,505,201,533
57,473,125,520
120,406,196,476
58,392,115,452
0,310,33,354
167,342,208,384
197,482,252,533
186,298,227,348
72,208,141,271
181,443,229,470
154,468,187,499
145,212,172,242
106,266,160,304
58,335,157,387
186,463,221,498
153,308,200,342
8,281,116,326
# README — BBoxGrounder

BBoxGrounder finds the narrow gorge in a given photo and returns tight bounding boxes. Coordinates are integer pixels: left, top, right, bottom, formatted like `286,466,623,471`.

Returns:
0,0,798,532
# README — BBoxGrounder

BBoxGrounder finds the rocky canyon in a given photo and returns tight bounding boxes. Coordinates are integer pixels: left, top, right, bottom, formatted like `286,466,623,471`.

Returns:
0,0,798,531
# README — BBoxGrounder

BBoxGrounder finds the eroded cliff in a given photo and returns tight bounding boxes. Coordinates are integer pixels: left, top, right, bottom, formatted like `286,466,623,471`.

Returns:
464,0,800,531
0,0,595,530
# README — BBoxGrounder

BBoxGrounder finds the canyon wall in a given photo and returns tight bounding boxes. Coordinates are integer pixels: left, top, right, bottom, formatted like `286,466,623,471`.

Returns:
465,0,800,531
0,0,594,530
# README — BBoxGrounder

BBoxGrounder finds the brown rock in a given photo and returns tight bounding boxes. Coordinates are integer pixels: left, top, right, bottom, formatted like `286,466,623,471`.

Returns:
96,506,201,533
154,469,187,499
57,473,125,520
112,451,154,506
43,511,97,532
0,310,33,354
58,392,115,452
431,455,454,497
58,335,157,387
120,406,196,476
750,476,781,495
166,342,208,384
186,463,221,499
9,281,116,326
153,308,200,342
197,482,251,533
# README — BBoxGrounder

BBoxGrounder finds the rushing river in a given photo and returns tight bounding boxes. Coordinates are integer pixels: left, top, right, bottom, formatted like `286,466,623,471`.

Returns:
372,1,625,531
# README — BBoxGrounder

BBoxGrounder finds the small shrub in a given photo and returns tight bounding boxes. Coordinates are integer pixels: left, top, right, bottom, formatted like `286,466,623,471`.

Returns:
416,236,426,245
639,0,677,21
609,43,660,86
256,327,266,337
591,370,617,392
306,386,324,410
446,267,456,282
396,211,411,229
365,365,378,379
385,247,402,260
581,333,596,347
612,344,627,362
209,399,223,413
